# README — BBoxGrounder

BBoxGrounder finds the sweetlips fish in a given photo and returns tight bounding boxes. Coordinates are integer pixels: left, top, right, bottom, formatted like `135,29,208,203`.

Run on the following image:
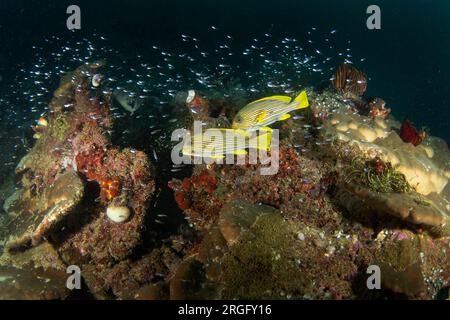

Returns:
232,91,309,131
182,128,272,159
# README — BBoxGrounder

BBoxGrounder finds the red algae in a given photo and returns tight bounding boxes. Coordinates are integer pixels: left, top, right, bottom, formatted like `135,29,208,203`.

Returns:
400,119,426,146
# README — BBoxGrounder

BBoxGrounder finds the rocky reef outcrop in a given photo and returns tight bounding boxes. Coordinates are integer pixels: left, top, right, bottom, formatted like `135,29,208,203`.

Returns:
166,66,449,300
0,63,159,299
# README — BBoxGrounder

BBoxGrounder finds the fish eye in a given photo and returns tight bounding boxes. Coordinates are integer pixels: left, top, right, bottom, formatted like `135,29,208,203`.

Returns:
235,115,243,123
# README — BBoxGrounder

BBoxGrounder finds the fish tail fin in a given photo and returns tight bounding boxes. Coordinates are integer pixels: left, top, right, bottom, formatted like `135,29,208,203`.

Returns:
294,91,309,109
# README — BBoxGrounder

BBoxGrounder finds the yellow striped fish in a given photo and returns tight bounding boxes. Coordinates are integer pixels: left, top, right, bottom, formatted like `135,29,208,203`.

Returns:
182,128,272,159
232,91,309,131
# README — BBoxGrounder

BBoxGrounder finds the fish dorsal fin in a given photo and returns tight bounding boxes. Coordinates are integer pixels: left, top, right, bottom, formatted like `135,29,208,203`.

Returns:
249,95,292,105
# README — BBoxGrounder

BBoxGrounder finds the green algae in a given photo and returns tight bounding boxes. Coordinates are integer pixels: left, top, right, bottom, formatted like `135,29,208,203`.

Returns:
344,158,412,193
50,115,69,142
220,212,307,299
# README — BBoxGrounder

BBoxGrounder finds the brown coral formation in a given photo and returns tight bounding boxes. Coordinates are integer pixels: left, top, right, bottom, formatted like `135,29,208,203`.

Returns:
3,171,84,251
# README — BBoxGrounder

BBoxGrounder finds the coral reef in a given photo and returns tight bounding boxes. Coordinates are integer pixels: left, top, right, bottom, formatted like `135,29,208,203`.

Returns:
323,104,450,196
0,61,448,300
0,63,157,299
166,78,449,300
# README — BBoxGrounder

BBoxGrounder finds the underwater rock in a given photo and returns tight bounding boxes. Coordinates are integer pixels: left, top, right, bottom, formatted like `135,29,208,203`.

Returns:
334,63,367,97
81,248,177,299
192,200,281,283
218,199,278,247
169,255,219,300
135,282,170,300
373,237,431,298
342,184,447,231
0,265,70,300
197,225,229,282
4,171,84,251
220,209,364,299
379,261,426,298
57,149,155,263
0,241,66,271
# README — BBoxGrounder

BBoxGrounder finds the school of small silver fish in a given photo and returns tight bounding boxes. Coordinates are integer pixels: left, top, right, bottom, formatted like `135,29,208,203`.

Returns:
0,26,366,176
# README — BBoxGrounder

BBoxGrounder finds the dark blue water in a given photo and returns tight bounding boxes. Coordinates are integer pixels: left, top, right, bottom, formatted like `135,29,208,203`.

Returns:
0,0,449,145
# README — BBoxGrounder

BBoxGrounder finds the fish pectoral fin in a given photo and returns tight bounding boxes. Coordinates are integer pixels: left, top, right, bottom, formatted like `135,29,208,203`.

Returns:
294,91,309,109
261,127,273,132
256,111,268,123
279,114,291,121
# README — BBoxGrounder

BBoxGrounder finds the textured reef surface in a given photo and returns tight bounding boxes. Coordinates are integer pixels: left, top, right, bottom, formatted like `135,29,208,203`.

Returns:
0,63,448,300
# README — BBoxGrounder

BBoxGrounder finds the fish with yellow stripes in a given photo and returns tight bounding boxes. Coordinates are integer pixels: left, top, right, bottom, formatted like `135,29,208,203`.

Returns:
232,91,309,131
182,128,272,159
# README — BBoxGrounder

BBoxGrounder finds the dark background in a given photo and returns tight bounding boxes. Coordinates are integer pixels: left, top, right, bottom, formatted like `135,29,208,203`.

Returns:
0,0,449,141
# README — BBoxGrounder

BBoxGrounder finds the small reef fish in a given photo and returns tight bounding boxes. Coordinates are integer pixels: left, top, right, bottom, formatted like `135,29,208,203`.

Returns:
232,91,309,131
182,128,272,159
113,89,144,115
